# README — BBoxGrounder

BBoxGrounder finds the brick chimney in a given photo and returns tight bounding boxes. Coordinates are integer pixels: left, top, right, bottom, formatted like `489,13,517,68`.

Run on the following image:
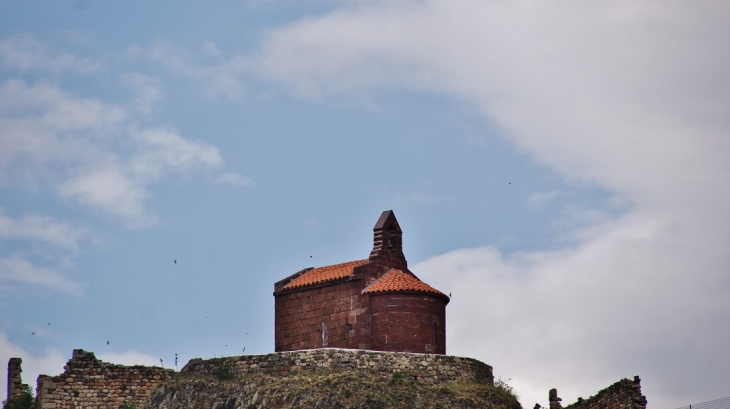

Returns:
368,210,407,271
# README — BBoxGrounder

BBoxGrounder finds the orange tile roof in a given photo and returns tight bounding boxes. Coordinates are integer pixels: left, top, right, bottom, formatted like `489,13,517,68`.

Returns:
362,269,447,297
282,259,369,290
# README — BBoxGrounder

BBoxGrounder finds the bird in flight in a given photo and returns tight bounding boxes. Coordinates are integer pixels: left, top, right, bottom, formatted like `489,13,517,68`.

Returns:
48,322,50,326
31,332,35,335
174,259,177,264
107,341,110,345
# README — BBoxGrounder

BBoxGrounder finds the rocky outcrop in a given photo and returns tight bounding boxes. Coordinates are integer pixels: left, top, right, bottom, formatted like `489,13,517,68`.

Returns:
146,369,519,409
146,348,508,409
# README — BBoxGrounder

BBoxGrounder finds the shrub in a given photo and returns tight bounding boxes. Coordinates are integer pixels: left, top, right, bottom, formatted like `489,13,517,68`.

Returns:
2,386,34,409
121,399,137,409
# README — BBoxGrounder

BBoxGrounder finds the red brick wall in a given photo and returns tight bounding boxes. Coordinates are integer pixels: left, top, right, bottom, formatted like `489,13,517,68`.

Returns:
274,211,449,354
275,260,449,354
275,279,373,352
275,259,386,352
369,293,446,354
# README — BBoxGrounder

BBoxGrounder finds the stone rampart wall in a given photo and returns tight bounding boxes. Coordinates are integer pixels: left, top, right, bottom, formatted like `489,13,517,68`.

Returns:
35,349,175,409
565,376,647,409
182,347,493,385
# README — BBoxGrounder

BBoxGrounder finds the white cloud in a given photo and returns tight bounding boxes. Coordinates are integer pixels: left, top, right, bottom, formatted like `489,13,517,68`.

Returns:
527,190,562,208
120,73,162,115
213,172,254,187
0,79,229,227
131,127,223,179
247,1,730,407
58,165,155,228
126,42,247,100
0,255,83,297
0,211,89,251
0,35,245,227
200,41,222,58
0,333,67,401
415,210,730,408
0,79,125,170
0,33,97,73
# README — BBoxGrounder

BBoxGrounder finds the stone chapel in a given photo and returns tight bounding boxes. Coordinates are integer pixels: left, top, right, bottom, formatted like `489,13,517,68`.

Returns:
274,210,450,354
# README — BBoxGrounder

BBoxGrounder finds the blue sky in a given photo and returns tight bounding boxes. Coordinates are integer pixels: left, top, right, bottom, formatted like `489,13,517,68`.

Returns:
1,1,729,408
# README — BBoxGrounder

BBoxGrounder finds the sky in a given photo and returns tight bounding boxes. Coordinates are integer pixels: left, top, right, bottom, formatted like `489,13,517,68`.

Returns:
1,1,728,408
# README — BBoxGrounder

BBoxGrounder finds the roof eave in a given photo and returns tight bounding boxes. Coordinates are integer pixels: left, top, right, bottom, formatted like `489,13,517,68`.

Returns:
363,289,451,304
274,275,362,296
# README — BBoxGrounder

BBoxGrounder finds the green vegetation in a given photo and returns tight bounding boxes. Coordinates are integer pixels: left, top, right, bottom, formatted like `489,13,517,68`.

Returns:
213,364,235,380
2,386,34,409
121,399,137,409
494,377,520,405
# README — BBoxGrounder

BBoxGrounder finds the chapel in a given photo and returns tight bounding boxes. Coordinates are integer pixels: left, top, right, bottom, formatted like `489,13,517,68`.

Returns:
274,210,450,354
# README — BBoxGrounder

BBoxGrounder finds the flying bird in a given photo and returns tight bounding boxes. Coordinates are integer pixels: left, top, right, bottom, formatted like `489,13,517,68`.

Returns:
449,292,452,298
174,259,177,264
107,341,110,345
242,347,246,353
310,255,312,258
31,332,35,335
48,322,50,326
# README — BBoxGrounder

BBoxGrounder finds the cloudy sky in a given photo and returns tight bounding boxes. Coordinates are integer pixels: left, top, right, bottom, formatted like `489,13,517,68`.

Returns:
1,1,728,408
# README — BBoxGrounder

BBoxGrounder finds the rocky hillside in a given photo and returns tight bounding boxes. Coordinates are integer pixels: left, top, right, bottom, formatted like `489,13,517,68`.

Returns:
145,370,522,409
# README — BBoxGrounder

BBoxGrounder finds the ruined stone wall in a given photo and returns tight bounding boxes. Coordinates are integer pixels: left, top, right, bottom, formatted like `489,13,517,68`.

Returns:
182,348,493,385
34,349,175,409
564,376,647,409
6,357,28,401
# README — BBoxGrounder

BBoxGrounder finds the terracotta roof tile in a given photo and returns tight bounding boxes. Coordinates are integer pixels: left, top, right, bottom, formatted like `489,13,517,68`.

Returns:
362,269,447,297
282,259,369,290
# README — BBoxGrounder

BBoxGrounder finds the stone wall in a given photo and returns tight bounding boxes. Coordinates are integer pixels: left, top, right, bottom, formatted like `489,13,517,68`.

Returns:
533,376,648,409
6,357,28,401
34,349,175,409
182,348,493,385
564,376,647,409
